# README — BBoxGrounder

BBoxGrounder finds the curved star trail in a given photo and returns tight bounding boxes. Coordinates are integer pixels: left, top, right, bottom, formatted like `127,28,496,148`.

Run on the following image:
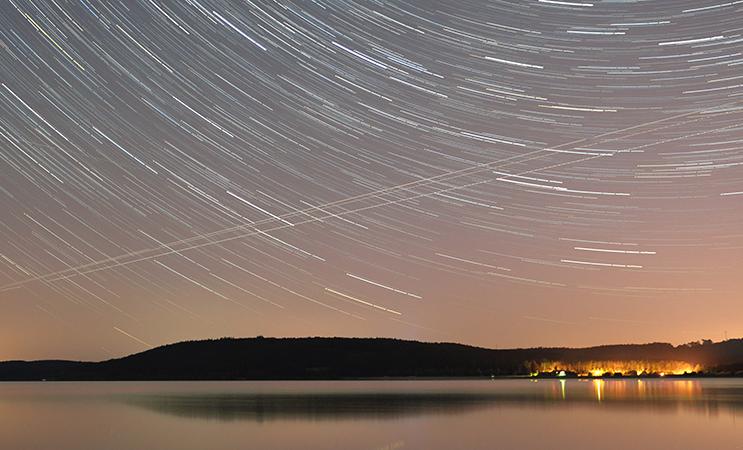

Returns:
1,0,743,359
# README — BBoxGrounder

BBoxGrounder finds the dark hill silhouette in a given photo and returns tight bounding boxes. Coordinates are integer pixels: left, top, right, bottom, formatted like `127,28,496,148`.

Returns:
1,337,743,381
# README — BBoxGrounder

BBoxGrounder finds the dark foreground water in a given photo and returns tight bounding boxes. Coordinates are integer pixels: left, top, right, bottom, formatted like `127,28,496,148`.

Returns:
1,379,742,450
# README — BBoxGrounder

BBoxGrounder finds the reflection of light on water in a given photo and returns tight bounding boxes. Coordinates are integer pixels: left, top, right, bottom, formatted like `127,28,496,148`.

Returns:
593,379,604,402
560,379,566,400
582,379,702,403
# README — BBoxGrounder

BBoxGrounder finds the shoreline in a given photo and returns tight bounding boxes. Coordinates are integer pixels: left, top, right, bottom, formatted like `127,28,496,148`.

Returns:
2,374,743,383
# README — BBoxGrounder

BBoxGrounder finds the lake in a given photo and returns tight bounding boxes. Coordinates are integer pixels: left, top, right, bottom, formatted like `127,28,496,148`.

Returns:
1,379,742,449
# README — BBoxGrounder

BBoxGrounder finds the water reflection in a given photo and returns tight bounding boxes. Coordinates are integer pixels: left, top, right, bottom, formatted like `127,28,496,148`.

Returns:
594,379,603,402
109,379,743,422
560,379,566,400
121,392,503,421
3,380,743,450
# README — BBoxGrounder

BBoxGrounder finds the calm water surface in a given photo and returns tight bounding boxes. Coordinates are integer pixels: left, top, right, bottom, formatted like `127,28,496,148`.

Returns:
1,379,742,450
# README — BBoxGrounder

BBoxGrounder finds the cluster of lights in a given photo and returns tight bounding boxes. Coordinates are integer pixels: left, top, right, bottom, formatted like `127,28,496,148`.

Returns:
532,360,701,377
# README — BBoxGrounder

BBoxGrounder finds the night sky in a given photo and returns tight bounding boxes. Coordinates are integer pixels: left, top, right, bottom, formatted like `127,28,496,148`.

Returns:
2,0,743,360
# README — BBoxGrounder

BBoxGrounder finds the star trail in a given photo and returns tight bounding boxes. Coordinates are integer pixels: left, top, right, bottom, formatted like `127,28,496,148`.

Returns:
1,0,742,359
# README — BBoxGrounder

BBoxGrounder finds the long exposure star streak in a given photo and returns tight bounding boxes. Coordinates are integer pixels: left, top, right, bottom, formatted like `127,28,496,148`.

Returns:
1,0,743,359
3,95,736,290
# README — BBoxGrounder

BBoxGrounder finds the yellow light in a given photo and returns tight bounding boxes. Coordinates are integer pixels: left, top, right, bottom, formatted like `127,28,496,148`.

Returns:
593,379,604,402
535,360,701,377
560,379,566,400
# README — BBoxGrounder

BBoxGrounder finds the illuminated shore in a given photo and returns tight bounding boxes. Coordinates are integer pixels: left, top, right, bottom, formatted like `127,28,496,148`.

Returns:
530,360,702,378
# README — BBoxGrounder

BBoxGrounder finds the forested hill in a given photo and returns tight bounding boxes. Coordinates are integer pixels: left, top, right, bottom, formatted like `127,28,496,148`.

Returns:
1,337,743,381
